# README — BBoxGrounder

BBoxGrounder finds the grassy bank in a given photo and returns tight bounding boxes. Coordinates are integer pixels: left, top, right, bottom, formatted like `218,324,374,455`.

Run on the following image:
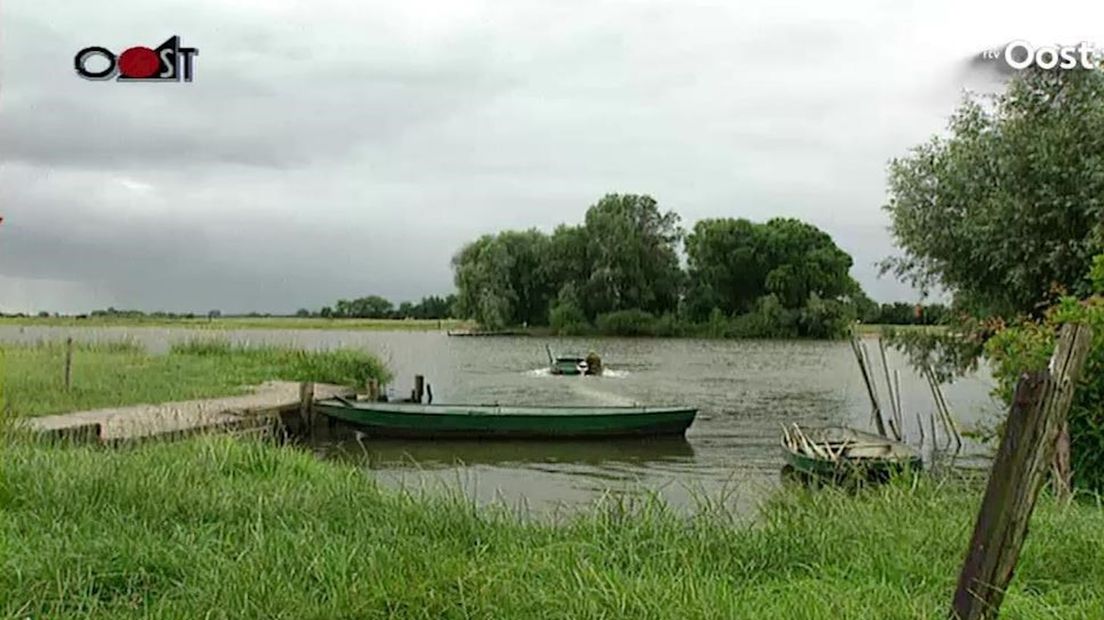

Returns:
0,316,469,332
0,340,390,417
2,435,1102,618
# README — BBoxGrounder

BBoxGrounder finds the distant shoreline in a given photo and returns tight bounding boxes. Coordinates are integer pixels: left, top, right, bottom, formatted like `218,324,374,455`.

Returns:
0,316,469,332
0,316,945,337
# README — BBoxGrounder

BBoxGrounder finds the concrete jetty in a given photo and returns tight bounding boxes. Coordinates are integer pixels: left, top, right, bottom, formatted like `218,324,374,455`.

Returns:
25,381,355,442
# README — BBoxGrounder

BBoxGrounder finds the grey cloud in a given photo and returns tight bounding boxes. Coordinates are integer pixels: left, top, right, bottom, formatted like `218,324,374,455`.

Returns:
4,0,1085,314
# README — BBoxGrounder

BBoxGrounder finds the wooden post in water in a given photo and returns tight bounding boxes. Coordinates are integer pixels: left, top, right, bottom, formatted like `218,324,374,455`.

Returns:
849,334,887,437
298,382,315,431
64,337,74,390
414,375,425,404
951,323,1092,620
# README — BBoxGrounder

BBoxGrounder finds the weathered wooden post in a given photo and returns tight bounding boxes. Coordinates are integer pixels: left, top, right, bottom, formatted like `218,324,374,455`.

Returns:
951,323,1092,620
298,381,315,431
368,379,380,402
849,334,888,437
414,375,425,403
1052,422,1073,503
64,337,74,390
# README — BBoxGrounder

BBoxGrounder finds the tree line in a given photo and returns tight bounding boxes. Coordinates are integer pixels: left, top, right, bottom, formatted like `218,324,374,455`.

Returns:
452,194,878,338
307,295,456,320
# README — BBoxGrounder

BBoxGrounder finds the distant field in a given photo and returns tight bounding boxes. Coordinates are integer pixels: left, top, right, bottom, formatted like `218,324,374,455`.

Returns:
0,316,470,332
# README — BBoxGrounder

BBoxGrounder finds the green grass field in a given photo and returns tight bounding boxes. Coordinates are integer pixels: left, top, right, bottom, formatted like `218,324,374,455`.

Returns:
0,316,470,332
2,435,1102,619
0,340,390,417
3,339,1102,618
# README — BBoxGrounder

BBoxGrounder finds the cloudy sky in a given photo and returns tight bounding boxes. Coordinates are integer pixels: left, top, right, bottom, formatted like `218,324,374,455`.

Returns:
1,1,1100,314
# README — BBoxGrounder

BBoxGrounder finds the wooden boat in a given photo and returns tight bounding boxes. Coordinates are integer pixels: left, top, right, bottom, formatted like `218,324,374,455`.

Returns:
315,397,697,439
546,346,602,376
780,424,923,483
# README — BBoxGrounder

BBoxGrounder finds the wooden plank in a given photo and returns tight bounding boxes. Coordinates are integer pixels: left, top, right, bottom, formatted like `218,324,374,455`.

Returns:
950,323,1093,620
24,381,354,441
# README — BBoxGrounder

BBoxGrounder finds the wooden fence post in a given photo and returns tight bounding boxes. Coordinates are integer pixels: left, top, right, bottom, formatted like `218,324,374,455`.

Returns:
64,337,74,390
950,323,1092,620
368,379,380,402
298,381,314,431
414,375,425,403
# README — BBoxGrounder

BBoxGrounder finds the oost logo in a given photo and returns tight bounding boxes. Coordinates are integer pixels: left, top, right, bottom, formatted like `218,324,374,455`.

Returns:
75,36,198,82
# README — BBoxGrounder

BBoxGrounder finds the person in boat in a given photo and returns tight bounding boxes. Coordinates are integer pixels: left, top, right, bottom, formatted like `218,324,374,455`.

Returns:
585,351,602,376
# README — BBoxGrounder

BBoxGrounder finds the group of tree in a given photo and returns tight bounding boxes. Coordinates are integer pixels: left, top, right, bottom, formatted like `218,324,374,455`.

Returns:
309,294,456,320
452,194,868,338
853,300,949,326
882,65,1104,492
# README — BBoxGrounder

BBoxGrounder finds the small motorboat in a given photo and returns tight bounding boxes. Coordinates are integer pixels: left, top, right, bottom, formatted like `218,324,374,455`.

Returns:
546,345,602,376
781,424,923,484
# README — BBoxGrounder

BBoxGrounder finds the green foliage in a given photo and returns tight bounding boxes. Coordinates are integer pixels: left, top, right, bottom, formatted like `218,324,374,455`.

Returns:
319,294,455,320
333,295,394,319
452,230,553,329
581,194,684,317
594,309,657,337
450,193,867,339
548,291,591,336
883,67,1104,317
798,295,855,339
5,436,1104,618
985,296,1104,492
684,218,859,320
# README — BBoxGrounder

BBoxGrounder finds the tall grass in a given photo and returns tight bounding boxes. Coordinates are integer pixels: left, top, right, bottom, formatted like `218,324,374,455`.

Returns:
0,339,390,417
2,434,1103,618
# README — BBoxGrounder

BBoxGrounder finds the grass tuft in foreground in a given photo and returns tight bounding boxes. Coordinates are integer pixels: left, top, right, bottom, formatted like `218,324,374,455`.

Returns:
2,435,1103,619
0,339,390,417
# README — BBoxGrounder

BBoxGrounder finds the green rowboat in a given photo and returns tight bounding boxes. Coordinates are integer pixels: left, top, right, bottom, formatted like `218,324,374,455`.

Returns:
315,398,697,439
781,425,923,484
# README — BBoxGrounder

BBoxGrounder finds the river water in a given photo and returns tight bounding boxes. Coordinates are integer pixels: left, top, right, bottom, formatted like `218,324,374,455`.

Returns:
2,327,1001,515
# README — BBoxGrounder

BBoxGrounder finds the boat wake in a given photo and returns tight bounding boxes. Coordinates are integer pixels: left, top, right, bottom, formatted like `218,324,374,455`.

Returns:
567,383,638,406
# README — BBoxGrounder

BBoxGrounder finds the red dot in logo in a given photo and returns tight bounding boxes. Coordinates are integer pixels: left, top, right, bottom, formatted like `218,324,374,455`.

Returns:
117,47,159,78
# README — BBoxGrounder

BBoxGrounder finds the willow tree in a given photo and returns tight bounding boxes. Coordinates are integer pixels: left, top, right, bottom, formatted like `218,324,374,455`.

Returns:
883,67,1104,318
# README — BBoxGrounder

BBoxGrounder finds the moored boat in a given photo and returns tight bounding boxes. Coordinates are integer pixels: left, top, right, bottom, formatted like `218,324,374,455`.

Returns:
315,398,697,439
781,424,923,483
